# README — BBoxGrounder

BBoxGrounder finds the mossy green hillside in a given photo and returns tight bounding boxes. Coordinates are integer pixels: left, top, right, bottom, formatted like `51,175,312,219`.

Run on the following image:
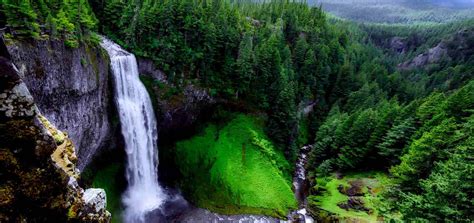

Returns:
89,163,123,223
308,172,393,222
175,114,297,217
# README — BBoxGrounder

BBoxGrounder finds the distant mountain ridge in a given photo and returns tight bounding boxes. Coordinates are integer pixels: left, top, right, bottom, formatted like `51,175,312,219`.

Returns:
309,0,474,24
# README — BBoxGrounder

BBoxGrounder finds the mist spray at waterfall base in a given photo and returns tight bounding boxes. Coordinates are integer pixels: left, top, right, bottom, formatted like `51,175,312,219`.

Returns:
100,38,167,223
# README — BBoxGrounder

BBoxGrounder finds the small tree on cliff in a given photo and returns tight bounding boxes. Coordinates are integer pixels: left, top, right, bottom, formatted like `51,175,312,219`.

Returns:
2,0,40,38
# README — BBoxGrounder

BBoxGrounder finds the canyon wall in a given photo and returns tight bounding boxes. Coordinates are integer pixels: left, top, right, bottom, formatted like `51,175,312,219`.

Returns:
5,39,115,170
0,37,110,222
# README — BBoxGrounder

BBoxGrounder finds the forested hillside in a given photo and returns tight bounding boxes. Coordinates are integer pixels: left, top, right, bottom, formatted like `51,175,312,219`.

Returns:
87,0,352,160
1,0,472,222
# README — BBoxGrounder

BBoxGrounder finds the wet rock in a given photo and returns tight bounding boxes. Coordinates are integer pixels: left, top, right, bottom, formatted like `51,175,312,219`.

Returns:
288,208,314,223
140,70,215,141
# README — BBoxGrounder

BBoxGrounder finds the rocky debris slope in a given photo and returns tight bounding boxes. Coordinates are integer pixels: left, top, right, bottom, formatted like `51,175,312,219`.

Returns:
5,38,115,170
0,38,110,222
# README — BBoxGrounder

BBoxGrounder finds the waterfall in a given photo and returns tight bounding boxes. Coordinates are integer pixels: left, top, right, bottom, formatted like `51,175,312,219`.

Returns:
100,38,166,222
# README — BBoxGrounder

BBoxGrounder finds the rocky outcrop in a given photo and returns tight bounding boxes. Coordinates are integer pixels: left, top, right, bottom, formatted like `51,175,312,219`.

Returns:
138,59,215,142
137,58,167,82
389,37,408,54
398,28,474,70
83,189,107,214
398,42,449,70
0,40,110,222
157,85,214,137
5,38,115,170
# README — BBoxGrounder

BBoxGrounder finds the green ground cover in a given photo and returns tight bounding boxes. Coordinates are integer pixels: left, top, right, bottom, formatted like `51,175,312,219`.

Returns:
175,114,297,217
89,163,123,223
308,172,392,222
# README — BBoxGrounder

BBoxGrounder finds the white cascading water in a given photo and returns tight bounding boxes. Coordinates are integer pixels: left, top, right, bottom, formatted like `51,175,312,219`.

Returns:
100,38,166,223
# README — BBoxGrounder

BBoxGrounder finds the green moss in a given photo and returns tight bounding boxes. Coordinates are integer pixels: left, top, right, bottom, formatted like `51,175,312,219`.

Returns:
84,43,101,85
308,172,391,222
67,204,79,219
80,58,87,67
175,114,297,218
140,76,181,103
90,163,123,223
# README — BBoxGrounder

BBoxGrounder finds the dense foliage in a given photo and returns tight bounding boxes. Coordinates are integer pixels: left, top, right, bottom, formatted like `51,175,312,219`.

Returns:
90,0,351,159
0,0,97,46
306,19,474,221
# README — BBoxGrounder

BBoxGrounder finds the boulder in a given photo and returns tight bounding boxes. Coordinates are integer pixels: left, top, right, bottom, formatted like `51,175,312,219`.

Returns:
83,189,107,214
337,197,370,213
338,180,365,196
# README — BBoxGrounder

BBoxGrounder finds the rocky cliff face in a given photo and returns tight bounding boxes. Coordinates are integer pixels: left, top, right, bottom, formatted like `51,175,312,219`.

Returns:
398,28,474,70
398,42,449,70
5,39,115,170
389,37,408,54
0,38,110,222
138,58,215,142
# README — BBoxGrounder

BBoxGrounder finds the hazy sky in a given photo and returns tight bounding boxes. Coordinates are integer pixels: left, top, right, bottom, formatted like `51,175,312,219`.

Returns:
308,0,474,23
427,0,474,8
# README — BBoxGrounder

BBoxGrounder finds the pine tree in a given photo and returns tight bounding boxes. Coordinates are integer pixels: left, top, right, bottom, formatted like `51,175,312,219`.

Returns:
235,33,255,97
377,118,416,167
3,0,40,38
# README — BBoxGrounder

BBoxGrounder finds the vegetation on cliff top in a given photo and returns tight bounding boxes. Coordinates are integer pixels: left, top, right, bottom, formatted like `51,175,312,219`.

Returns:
0,0,98,47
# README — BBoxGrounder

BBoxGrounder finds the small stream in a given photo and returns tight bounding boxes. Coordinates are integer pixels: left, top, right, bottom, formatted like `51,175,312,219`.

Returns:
287,145,314,223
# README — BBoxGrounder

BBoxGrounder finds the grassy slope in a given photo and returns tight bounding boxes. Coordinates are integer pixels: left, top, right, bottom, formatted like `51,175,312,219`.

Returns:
309,172,392,222
175,114,297,217
90,163,123,223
